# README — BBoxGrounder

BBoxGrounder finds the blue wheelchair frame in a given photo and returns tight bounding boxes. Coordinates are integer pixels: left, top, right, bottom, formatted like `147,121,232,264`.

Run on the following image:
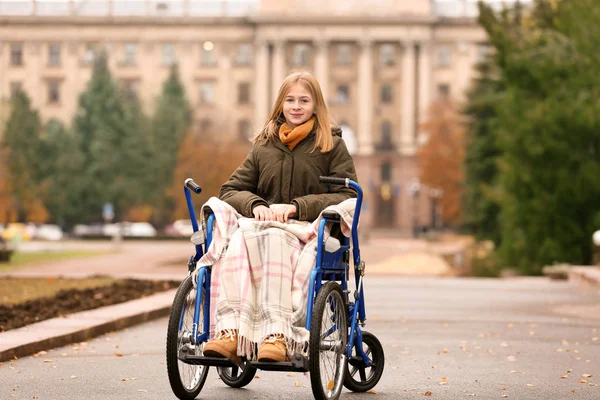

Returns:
182,178,372,368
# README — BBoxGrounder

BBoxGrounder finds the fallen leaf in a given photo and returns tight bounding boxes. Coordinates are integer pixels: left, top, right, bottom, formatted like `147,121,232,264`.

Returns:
510,371,520,374
561,375,568,379
571,390,576,393
114,353,123,357
121,378,129,381
589,383,598,387
328,381,335,390
137,389,147,392
424,392,432,396
500,387,506,390
368,389,377,394
286,373,294,376
254,375,260,379
562,340,569,345
579,379,588,383
295,381,301,387
70,376,77,379
526,383,535,387
582,374,592,378
501,395,508,398
567,369,573,373
43,360,52,363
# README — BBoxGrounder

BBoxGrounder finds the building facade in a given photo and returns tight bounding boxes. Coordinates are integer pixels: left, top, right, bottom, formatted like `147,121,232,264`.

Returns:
0,0,493,231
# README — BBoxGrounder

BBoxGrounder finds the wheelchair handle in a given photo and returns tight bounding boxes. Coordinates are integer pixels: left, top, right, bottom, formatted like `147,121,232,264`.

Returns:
319,176,350,187
185,178,202,194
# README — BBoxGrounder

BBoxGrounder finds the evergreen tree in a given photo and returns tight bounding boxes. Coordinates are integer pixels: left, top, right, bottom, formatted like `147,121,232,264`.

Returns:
462,58,503,245
150,64,191,226
475,0,600,273
73,52,139,222
40,120,86,228
1,91,47,221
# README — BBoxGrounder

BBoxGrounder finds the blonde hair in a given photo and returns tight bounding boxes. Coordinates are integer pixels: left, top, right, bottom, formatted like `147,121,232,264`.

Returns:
252,71,334,153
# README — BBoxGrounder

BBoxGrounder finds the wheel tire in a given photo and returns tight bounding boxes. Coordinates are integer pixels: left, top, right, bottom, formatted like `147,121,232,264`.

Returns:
343,331,385,392
217,360,257,388
309,282,348,400
166,275,210,400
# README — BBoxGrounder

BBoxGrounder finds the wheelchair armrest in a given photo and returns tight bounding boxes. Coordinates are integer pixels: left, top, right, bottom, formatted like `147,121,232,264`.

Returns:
321,210,341,222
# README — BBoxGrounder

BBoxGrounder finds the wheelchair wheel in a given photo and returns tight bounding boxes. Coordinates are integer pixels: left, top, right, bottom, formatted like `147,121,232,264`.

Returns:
343,331,385,392
166,275,209,400
309,282,348,400
217,360,257,388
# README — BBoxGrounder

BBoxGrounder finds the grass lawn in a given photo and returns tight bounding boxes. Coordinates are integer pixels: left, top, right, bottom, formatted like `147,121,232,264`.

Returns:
0,250,110,271
1,276,116,305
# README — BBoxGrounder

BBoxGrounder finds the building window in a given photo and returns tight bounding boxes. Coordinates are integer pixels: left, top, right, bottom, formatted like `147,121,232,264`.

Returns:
162,44,175,66
238,82,250,104
379,44,395,66
437,45,452,67
199,82,214,105
335,84,350,104
380,84,393,104
238,119,252,140
476,43,490,63
10,82,22,98
47,81,60,104
378,121,394,150
10,43,24,66
293,44,310,67
201,42,218,67
122,80,139,101
235,43,252,66
381,161,392,182
123,43,137,66
438,84,450,99
48,44,61,66
83,44,97,65
335,44,352,66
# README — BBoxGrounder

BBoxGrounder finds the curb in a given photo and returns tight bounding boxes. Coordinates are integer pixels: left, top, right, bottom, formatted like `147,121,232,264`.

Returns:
568,266,600,287
0,289,176,362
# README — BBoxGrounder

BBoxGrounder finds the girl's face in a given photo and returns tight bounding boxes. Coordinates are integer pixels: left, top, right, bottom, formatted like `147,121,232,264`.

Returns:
282,83,315,129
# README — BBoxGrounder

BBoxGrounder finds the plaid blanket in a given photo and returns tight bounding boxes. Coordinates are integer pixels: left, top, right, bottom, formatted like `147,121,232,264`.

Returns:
195,197,356,360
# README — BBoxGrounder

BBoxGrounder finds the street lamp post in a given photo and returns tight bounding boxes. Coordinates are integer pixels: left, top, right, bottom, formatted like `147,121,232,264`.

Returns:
429,188,444,230
408,179,421,238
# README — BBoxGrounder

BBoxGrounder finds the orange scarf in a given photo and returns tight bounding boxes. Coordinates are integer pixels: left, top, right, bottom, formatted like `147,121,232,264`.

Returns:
278,117,315,151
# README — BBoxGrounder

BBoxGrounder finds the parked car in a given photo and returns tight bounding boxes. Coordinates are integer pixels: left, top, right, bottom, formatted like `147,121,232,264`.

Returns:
34,224,64,241
121,222,157,237
172,219,194,237
1,223,32,242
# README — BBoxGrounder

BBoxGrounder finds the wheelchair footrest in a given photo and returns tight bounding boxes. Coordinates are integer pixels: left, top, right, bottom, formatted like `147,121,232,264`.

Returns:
249,354,309,372
178,354,237,367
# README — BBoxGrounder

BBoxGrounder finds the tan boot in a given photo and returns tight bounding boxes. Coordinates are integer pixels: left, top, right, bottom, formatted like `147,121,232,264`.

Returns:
257,335,287,362
203,330,240,364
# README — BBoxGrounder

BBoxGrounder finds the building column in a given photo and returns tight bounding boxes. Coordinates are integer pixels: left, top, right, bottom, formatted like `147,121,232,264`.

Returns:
254,39,270,130
357,39,374,156
400,41,416,155
314,39,329,100
271,39,286,104
417,41,432,145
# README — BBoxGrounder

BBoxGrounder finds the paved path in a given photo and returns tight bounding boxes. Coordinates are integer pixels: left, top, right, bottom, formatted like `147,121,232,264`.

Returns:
2,277,599,399
3,235,465,280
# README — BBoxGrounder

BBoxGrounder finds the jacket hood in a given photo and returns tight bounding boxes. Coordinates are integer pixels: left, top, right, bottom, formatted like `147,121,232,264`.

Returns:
331,125,343,138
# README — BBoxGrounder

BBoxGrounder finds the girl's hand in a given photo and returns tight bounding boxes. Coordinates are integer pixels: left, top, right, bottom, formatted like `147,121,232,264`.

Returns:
269,204,297,223
253,205,274,221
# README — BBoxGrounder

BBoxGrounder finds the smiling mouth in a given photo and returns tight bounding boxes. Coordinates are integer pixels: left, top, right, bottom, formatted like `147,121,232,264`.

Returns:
291,114,303,117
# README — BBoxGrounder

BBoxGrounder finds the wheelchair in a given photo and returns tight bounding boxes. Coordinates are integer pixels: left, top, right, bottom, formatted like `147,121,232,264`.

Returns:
166,177,384,400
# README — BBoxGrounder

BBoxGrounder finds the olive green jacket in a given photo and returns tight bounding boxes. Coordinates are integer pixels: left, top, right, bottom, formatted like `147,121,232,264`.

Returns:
219,126,358,222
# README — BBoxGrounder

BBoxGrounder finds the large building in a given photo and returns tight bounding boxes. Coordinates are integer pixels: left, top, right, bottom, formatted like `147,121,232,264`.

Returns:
0,0,508,231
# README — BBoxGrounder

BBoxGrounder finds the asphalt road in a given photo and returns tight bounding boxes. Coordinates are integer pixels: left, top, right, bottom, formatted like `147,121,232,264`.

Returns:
2,277,600,400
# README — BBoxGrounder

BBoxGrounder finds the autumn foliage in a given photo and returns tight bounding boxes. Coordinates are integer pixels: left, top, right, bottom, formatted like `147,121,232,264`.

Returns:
417,100,466,226
168,131,251,221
